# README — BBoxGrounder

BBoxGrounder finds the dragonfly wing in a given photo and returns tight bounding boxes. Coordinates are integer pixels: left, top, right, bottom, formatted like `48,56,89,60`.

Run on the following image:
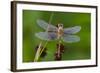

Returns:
64,26,81,34
37,19,57,31
62,34,80,43
35,32,57,41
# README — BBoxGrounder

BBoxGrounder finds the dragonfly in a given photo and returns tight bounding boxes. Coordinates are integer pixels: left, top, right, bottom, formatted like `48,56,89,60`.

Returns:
35,19,81,43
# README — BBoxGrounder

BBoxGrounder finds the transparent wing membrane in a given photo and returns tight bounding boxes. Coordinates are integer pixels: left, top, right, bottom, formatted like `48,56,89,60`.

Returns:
35,32,57,41
37,19,57,31
62,34,80,43
64,26,81,34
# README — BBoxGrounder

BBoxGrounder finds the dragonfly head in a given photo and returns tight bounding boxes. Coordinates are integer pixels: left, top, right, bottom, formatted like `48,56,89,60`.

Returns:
58,23,63,28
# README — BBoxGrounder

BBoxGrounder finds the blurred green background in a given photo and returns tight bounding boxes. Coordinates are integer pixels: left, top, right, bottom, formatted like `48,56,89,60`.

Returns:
23,10,91,62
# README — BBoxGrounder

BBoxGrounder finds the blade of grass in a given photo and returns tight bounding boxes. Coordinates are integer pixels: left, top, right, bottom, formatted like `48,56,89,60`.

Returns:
34,42,42,62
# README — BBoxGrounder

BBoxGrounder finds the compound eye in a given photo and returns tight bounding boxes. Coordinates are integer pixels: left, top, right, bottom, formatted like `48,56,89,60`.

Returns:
61,24,63,26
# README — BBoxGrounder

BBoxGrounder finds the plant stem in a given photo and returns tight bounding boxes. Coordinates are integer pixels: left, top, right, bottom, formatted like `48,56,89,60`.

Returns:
49,12,54,24
34,42,42,62
36,41,48,61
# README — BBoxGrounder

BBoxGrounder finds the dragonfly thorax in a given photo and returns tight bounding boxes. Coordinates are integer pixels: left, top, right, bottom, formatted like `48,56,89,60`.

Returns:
57,24,64,39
